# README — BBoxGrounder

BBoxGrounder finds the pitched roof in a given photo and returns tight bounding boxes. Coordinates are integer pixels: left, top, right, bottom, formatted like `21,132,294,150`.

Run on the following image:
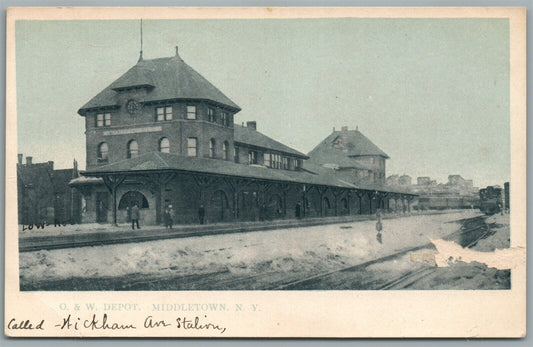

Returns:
306,145,371,170
309,129,389,159
82,152,353,188
233,125,308,159
81,152,415,195
78,54,240,115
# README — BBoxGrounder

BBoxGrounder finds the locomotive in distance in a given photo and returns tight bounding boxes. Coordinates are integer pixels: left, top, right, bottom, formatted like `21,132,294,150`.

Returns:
479,182,509,215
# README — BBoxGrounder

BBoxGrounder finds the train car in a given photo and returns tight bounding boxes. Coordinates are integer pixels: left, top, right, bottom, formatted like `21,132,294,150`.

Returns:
479,185,503,215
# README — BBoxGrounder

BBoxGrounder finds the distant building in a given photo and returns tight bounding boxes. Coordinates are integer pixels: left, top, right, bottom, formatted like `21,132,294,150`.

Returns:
417,177,431,186
17,154,81,224
448,174,465,187
307,126,389,185
386,174,399,187
398,175,412,186
409,174,479,210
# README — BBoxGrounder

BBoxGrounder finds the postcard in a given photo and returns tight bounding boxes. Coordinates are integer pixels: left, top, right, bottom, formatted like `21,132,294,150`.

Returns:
5,6,526,337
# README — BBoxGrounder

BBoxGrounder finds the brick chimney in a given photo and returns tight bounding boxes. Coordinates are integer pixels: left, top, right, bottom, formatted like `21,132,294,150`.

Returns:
341,126,348,152
17,154,23,165
73,159,79,178
26,156,32,165
246,121,257,131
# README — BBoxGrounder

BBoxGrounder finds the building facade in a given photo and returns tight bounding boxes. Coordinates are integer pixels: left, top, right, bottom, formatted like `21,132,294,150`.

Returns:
71,48,415,226
17,155,81,225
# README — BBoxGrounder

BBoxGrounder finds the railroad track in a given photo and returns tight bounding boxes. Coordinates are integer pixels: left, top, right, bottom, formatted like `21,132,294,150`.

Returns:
274,215,490,290
21,215,491,291
374,220,493,290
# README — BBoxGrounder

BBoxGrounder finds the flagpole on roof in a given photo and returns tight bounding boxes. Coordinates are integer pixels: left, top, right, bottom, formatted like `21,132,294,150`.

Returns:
138,18,143,62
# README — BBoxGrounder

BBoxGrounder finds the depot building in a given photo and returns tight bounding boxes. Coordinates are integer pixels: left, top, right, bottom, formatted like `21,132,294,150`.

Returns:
70,47,415,225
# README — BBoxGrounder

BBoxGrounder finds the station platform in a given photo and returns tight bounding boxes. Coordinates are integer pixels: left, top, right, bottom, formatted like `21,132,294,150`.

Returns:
19,211,452,252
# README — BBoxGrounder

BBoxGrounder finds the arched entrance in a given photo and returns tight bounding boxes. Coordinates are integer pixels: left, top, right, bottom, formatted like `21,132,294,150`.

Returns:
340,197,349,215
118,191,149,222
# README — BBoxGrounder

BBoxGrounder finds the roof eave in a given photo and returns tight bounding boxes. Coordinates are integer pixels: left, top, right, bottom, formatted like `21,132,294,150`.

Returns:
78,104,120,117
233,141,309,159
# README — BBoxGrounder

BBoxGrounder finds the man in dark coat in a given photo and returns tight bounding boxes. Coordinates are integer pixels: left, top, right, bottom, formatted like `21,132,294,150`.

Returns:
131,204,140,230
198,204,205,224
295,202,302,219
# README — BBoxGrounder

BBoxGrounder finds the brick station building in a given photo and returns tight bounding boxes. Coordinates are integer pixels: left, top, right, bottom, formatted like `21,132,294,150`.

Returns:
71,47,415,226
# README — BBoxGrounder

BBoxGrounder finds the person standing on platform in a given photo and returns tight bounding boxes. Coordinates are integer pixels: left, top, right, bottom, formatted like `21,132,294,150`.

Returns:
295,202,302,219
376,209,383,244
164,204,174,229
131,204,140,230
198,204,205,224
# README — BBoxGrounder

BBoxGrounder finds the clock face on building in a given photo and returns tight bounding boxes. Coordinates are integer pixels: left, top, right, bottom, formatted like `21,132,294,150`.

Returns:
126,99,141,114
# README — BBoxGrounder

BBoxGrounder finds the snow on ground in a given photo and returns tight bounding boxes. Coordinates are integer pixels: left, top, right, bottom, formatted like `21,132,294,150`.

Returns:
20,210,481,283
473,213,510,252
408,213,512,290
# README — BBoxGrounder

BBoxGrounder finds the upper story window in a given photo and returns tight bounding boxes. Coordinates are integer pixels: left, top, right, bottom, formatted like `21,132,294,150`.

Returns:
97,142,109,163
283,157,290,170
272,154,281,169
295,159,303,170
156,106,173,121
234,147,240,163
220,112,228,126
96,113,111,127
187,106,196,120
187,137,197,157
159,137,170,153
248,150,258,165
264,153,271,167
208,108,216,123
127,140,139,159
222,141,229,160
209,139,216,158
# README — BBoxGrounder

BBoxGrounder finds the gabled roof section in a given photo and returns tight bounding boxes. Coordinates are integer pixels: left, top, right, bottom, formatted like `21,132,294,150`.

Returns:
78,53,241,115
306,145,371,170
82,152,351,188
308,129,389,159
234,124,308,159
80,152,415,195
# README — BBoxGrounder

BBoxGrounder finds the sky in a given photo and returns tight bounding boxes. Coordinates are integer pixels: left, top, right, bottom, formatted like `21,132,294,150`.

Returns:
15,18,510,188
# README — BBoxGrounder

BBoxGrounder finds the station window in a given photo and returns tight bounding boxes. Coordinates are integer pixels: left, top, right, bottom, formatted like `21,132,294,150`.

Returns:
248,151,258,165
220,112,228,126
187,105,196,120
208,108,216,123
156,106,173,121
264,153,271,167
283,157,290,170
97,142,109,163
209,138,216,158
222,141,229,160
187,137,197,157
159,137,170,153
96,113,111,127
272,154,281,169
127,140,139,158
